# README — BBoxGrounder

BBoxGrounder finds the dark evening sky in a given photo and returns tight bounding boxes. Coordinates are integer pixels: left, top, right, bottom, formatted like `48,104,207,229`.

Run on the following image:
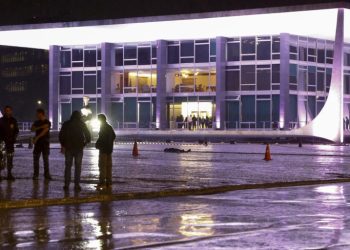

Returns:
0,0,347,26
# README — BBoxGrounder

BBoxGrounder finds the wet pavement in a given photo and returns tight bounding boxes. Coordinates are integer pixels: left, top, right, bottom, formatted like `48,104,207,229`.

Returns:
1,143,350,202
1,183,350,249
1,143,350,248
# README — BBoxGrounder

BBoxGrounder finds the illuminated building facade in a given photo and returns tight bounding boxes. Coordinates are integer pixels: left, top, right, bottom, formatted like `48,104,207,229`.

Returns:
50,33,350,131
0,46,48,121
0,4,348,141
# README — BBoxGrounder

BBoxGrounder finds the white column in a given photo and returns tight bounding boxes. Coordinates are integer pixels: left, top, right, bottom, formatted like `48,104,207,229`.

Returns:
295,8,344,143
49,45,60,130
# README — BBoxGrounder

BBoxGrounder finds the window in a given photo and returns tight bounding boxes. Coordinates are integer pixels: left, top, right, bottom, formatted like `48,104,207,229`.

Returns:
317,70,325,91
289,64,297,83
59,75,71,95
308,96,316,119
97,49,101,61
257,100,271,128
195,44,209,63
227,43,240,61
72,98,83,113
326,68,332,88
272,64,280,83
226,70,239,91
290,45,297,53
124,46,137,59
345,75,350,94
344,53,350,66
210,39,216,56
317,49,325,64
298,69,307,91
326,49,333,64
241,37,255,54
84,50,96,67
241,65,255,85
152,45,157,64
72,49,83,61
97,70,101,88
60,50,71,68
257,41,271,60
138,47,151,65
61,103,71,123
241,95,255,122
308,48,316,62
115,48,123,66
257,69,271,90
181,58,193,63
308,66,316,85
272,95,279,122
272,37,280,53
72,71,83,88
180,41,194,57
299,46,307,61
84,75,96,94
168,46,179,64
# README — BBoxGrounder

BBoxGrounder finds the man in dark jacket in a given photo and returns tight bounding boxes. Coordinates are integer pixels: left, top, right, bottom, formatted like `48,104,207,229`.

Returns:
59,111,91,191
0,106,19,181
31,108,52,180
95,114,116,189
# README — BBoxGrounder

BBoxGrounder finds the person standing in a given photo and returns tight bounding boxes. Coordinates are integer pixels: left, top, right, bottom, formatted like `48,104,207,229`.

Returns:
187,115,192,131
31,109,52,180
0,106,19,181
95,114,116,189
59,111,91,191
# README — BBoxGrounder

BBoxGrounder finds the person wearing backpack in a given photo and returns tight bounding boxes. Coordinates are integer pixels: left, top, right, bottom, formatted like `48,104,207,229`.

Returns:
59,111,91,191
95,114,116,190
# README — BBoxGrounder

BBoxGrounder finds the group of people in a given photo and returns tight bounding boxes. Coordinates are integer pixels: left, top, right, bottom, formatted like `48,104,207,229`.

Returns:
175,115,213,130
0,106,116,191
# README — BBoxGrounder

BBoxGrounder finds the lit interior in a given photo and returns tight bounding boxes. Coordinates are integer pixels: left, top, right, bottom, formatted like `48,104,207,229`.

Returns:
0,9,349,49
181,102,212,118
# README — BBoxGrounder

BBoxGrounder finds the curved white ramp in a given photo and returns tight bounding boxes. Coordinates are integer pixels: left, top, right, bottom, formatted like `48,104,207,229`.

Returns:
293,8,344,143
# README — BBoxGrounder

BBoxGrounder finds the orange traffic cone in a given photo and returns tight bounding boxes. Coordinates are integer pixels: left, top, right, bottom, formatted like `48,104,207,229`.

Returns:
264,144,272,161
132,140,139,157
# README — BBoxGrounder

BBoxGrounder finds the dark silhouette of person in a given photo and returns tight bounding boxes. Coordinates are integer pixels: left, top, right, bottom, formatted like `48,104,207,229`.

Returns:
187,115,192,130
0,106,19,181
59,111,91,191
179,114,184,129
31,108,52,180
192,115,197,130
95,114,116,190
346,117,350,131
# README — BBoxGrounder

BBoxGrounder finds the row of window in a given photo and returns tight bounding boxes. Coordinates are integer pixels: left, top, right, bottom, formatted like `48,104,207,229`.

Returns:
227,36,280,62
60,48,101,68
226,64,280,92
289,64,332,92
1,65,47,78
59,71,101,95
290,45,333,64
167,39,216,64
115,44,157,66
60,97,101,123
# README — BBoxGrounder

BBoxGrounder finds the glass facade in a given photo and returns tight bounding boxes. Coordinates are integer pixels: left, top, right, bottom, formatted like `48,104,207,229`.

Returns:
54,33,350,130
58,45,102,124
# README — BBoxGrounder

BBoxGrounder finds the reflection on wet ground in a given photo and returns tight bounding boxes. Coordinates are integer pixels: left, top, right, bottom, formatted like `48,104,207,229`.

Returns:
1,183,350,249
1,143,350,201
1,143,350,248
